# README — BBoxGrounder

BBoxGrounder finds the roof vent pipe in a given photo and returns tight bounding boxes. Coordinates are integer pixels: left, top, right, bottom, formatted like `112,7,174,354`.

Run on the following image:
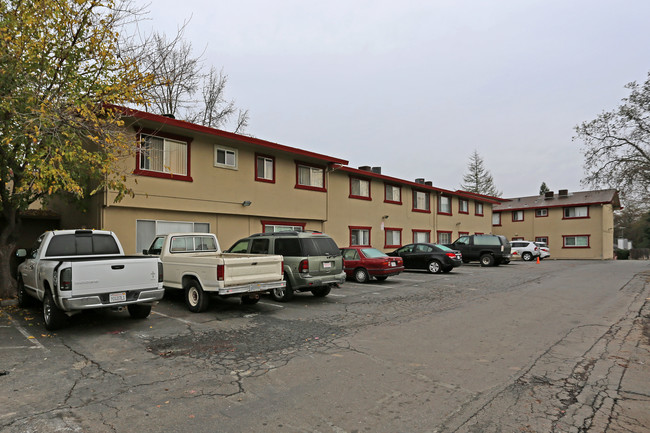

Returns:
371,167,382,174
424,181,433,186
359,166,371,171
415,178,425,184
558,189,569,197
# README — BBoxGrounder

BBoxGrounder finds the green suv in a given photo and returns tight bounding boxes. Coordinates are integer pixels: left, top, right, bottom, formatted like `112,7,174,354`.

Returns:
227,231,345,302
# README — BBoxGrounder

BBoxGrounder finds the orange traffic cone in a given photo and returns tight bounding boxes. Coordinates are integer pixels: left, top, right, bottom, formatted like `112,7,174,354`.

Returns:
536,256,540,264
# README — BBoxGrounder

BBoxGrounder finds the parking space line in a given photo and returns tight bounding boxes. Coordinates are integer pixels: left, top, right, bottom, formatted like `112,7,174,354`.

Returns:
3,314,48,352
257,301,285,308
327,293,346,297
152,311,198,325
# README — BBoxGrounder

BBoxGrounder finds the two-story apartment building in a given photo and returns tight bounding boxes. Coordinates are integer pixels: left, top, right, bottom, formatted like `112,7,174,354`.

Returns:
491,189,620,259
52,107,501,253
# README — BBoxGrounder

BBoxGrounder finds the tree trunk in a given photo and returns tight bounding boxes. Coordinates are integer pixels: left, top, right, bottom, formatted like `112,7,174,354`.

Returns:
0,208,20,299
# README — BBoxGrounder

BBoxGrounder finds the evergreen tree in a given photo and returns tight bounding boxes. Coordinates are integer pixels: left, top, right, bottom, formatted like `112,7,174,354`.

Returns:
460,151,502,197
539,182,550,195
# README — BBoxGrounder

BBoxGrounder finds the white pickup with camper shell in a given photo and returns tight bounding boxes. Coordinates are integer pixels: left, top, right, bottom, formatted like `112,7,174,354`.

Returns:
144,233,285,312
16,229,164,330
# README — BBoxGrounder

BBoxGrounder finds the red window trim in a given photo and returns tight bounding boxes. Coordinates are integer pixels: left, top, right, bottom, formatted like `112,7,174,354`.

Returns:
261,220,306,232
492,212,502,226
562,234,591,249
458,199,469,215
412,229,431,243
437,195,452,216
475,202,484,216
134,128,193,182
349,176,372,201
437,230,453,244
255,153,276,183
384,183,403,205
512,210,525,222
474,232,484,235
535,208,549,218
511,236,524,241
295,161,326,192
458,231,469,237
412,190,431,213
349,225,372,247
562,206,590,220
535,236,549,245
384,227,402,248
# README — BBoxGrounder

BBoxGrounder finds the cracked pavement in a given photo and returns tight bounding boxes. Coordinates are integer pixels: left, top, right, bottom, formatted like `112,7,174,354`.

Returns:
1,260,649,432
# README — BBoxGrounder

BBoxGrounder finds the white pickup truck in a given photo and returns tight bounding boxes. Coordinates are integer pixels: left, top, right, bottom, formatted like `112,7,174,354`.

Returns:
16,230,164,330
144,233,285,312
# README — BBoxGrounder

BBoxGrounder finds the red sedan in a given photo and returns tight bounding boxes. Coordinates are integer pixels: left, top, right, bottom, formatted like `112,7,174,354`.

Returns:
340,247,404,283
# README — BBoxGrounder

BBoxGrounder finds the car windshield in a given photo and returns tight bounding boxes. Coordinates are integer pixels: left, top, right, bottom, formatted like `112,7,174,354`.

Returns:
360,248,387,258
434,244,453,252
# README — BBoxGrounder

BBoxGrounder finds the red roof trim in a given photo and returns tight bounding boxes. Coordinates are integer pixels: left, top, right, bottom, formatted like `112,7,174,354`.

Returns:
109,104,348,165
494,201,614,212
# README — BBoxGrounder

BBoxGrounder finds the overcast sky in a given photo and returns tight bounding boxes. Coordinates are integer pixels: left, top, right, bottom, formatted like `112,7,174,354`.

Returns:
144,0,650,198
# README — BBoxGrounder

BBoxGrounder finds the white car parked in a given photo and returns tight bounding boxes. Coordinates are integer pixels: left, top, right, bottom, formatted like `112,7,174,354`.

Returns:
509,241,540,261
534,241,551,259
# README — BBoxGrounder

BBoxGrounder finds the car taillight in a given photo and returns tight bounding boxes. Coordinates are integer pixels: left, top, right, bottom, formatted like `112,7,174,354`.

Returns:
60,267,72,291
446,253,456,258
158,261,164,282
217,264,224,281
299,259,309,274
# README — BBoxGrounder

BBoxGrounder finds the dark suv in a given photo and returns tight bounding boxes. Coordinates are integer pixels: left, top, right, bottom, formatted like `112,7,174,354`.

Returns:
227,231,345,301
447,234,511,266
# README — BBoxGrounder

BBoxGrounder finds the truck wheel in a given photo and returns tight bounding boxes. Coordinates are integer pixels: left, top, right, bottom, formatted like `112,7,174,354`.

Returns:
185,280,209,313
311,286,331,297
17,278,33,308
127,304,152,319
241,295,260,305
427,260,442,274
354,268,369,283
43,290,67,331
480,254,495,267
270,279,294,302
522,252,533,261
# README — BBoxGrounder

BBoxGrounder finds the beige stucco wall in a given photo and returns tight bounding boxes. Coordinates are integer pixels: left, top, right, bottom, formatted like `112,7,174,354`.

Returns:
492,204,615,259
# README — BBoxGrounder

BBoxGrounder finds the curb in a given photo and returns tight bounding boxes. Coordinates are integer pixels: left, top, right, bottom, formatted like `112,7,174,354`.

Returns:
0,299,18,307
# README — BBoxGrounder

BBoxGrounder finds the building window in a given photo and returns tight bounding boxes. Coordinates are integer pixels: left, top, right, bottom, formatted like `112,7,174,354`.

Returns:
261,220,306,233
385,228,402,248
512,236,524,241
475,202,484,216
413,190,430,212
350,226,371,246
296,162,325,191
535,208,548,217
437,231,452,244
350,177,371,200
136,132,192,181
136,220,209,254
214,145,237,169
535,236,549,244
512,210,524,222
458,231,469,237
413,230,430,243
492,212,501,226
438,195,452,215
563,235,590,248
385,184,402,204
255,154,275,183
459,199,469,214
564,206,589,219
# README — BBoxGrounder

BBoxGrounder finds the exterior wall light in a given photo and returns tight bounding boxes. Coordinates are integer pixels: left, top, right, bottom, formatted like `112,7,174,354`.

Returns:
242,201,252,207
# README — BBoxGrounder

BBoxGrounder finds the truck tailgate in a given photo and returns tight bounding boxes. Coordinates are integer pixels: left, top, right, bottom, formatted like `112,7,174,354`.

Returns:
220,254,283,286
70,257,159,296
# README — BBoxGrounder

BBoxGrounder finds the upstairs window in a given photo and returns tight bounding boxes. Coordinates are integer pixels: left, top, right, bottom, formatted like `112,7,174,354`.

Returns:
385,184,402,204
535,208,548,217
413,190,430,212
256,154,275,182
512,210,524,222
214,145,237,169
492,212,501,226
475,202,484,216
438,195,452,214
350,177,371,200
459,199,469,214
137,133,191,181
564,206,589,219
296,162,325,191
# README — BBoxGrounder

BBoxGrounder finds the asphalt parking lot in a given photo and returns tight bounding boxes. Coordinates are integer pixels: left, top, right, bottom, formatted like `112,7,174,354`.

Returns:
1,259,649,433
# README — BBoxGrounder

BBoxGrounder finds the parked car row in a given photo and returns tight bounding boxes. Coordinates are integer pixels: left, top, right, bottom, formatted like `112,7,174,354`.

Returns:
14,229,549,330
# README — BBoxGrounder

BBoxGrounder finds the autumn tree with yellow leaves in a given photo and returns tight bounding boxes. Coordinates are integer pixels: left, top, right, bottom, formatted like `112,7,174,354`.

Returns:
0,0,152,298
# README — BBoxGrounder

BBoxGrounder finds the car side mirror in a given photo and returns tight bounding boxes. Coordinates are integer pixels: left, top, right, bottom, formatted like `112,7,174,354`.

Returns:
16,249,27,258
142,249,149,255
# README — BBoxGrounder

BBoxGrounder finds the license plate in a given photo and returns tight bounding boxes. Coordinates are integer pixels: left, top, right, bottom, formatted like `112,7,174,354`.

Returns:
390,261,396,267
109,292,126,303
322,262,332,269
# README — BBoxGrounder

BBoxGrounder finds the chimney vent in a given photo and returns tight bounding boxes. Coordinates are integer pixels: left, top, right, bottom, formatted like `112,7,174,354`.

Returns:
358,166,371,171
544,191,554,199
415,178,425,184
371,166,382,174
558,189,569,197
424,181,433,186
